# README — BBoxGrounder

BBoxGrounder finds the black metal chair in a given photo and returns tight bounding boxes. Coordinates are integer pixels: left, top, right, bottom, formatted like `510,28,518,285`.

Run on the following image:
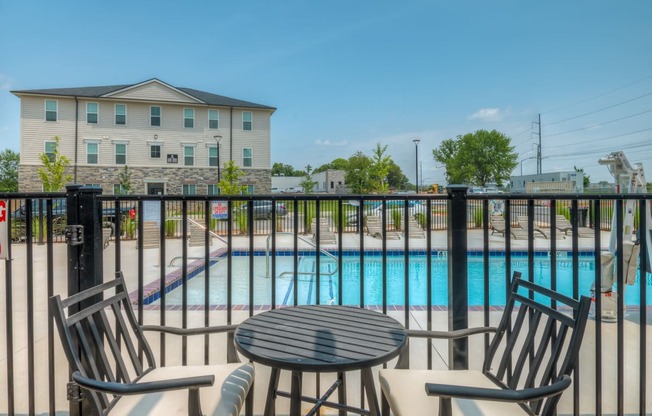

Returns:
50,272,254,416
379,271,591,416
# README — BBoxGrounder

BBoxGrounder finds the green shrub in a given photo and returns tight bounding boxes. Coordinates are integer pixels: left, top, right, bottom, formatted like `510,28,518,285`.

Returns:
473,206,484,228
392,210,403,231
414,212,427,229
165,219,177,237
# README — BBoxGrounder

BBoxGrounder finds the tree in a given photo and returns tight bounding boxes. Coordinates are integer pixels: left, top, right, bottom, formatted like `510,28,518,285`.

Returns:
218,160,248,195
272,162,304,177
387,160,409,190
368,142,391,193
299,165,318,194
432,129,517,186
118,165,133,194
38,136,72,191
345,152,373,194
0,149,19,192
314,158,349,173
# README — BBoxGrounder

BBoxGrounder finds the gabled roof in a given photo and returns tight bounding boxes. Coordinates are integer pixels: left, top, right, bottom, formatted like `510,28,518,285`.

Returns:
11,78,276,111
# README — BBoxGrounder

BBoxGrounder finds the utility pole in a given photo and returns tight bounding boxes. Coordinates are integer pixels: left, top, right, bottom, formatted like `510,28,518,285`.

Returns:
532,114,542,174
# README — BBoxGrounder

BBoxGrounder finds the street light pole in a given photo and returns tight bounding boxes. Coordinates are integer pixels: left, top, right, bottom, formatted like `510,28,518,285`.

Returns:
413,139,420,193
214,135,222,185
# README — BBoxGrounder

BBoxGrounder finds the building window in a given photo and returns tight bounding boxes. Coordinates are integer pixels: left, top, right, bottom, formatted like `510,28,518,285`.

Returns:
87,142,99,164
208,109,219,129
245,185,255,195
86,102,98,124
150,106,161,126
184,146,194,166
115,104,126,125
184,108,194,128
45,141,56,162
150,144,161,159
113,184,128,195
45,100,57,121
242,111,252,131
207,184,220,195
182,184,196,195
209,146,218,167
330,181,334,189
115,143,127,165
243,148,252,167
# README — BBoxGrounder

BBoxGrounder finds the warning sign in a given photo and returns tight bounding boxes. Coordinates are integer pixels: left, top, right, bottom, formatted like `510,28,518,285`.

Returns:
0,200,7,259
211,201,228,220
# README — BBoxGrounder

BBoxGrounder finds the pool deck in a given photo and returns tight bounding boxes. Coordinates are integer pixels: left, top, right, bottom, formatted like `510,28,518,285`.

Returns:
1,229,650,415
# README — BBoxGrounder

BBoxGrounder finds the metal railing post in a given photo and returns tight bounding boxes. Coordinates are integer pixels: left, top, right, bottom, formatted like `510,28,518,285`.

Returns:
65,184,104,416
447,185,468,369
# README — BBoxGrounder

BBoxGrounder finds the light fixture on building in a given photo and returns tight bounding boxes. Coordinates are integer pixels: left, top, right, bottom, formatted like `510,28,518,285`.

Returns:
154,134,158,140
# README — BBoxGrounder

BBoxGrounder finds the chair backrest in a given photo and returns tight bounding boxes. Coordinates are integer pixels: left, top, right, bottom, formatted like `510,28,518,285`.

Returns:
490,215,506,229
50,272,156,415
482,272,591,415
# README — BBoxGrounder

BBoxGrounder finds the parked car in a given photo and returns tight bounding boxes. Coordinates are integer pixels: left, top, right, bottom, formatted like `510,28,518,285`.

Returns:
484,187,504,194
468,187,487,194
237,201,288,219
283,186,304,193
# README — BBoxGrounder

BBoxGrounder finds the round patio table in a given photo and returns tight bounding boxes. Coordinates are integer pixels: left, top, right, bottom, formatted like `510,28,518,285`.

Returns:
234,305,408,416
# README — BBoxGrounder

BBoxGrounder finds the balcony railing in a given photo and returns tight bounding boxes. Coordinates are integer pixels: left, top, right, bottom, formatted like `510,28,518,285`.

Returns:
0,185,649,415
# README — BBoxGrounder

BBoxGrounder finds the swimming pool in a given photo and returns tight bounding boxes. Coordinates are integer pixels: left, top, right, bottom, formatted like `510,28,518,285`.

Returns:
150,253,652,307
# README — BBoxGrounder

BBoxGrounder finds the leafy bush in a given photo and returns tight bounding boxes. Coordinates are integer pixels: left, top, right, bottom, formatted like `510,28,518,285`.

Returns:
414,212,427,229
165,219,177,237
392,210,403,231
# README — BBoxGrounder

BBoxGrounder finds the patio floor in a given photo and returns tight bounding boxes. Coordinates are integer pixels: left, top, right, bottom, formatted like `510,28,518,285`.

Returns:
1,229,650,415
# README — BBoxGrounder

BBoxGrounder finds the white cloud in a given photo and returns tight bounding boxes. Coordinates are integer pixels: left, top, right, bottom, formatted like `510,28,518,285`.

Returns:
315,139,348,147
467,108,503,122
0,74,14,91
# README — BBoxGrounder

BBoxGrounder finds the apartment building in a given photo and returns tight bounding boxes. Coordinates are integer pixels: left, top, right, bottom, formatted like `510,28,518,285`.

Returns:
12,79,275,194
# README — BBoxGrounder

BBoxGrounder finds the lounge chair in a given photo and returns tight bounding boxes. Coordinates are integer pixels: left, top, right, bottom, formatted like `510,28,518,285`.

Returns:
406,217,426,239
50,272,254,416
490,215,528,240
311,217,337,245
556,214,593,238
379,271,591,416
517,215,552,239
366,215,401,239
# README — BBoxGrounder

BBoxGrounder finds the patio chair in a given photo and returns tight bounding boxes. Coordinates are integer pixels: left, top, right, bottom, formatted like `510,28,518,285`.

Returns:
379,271,591,416
556,214,593,238
311,217,337,245
406,217,426,239
517,215,553,239
490,215,528,240
366,215,401,240
50,272,254,416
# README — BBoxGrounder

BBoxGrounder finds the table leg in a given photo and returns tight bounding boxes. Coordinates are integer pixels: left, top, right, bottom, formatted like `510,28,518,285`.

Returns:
290,371,303,416
337,372,347,416
361,368,380,416
264,368,280,416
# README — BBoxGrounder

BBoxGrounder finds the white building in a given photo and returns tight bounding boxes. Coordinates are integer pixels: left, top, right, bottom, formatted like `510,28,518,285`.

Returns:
12,79,276,194
510,171,585,193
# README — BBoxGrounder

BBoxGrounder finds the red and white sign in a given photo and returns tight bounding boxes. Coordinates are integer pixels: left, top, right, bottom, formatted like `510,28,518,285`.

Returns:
0,200,7,259
211,201,228,220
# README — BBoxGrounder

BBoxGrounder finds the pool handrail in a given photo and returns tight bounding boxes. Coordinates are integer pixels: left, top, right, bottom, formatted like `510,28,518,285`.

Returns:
265,232,338,278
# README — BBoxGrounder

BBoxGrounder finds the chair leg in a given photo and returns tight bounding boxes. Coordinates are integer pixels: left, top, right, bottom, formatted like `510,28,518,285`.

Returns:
245,380,254,416
381,390,390,416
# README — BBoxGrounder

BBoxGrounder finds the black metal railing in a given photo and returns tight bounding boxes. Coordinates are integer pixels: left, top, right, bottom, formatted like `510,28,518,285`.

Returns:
0,186,649,415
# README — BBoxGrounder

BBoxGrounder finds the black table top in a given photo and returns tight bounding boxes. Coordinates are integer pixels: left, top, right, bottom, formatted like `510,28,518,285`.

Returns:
234,305,408,372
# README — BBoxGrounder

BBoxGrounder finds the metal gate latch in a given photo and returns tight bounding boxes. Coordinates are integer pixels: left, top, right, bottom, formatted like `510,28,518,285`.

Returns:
65,225,84,246
67,382,84,402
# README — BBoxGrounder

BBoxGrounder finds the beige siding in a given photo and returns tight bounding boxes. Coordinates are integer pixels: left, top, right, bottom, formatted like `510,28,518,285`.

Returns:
107,81,201,103
17,86,273,191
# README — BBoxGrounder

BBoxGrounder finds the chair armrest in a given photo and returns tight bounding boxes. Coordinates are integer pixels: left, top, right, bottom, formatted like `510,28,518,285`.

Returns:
407,326,497,340
425,374,571,402
141,324,241,363
72,371,214,396
141,324,237,336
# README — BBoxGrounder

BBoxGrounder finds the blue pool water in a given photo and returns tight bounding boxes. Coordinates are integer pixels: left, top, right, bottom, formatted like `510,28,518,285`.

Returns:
152,253,652,307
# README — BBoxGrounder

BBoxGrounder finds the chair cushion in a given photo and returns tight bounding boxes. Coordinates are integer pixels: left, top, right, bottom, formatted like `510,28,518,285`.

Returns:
110,363,254,416
379,369,530,415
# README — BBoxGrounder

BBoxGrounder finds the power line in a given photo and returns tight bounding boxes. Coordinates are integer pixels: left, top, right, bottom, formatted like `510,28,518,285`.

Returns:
545,91,652,127
547,137,652,159
545,108,652,138
544,127,652,151
543,74,652,115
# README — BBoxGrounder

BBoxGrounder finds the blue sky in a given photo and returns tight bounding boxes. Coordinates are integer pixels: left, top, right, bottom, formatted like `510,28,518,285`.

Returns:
1,1,651,185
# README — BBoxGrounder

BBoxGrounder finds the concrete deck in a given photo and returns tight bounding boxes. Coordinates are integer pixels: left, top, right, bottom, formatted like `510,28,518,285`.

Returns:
1,230,650,415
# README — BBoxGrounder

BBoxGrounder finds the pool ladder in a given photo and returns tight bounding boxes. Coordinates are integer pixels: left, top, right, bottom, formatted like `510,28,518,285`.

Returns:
265,233,338,279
